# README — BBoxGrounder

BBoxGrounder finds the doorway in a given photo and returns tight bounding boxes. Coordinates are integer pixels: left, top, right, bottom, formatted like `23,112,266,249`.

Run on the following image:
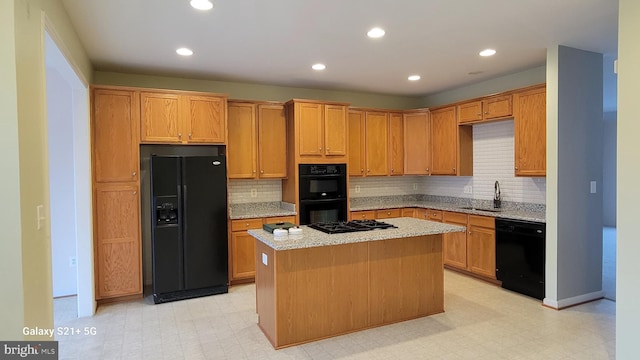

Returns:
44,29,94,319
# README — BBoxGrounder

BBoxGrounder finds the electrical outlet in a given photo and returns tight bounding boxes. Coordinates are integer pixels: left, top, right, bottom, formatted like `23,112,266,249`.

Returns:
464,185,473,194
413,183,418,190
250,188,258,198
355,185,361,193
69,257,77,267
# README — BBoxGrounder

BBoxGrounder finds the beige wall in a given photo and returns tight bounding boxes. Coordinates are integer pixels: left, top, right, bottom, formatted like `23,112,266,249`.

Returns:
617,0,640,356
93,71,423,109
0,0,25,340
5,0,92,339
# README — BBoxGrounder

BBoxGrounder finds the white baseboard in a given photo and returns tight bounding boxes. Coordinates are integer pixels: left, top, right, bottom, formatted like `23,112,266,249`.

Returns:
543,290,604,309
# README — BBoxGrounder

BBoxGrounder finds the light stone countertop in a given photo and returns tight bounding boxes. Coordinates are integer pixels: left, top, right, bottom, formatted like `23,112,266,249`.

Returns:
248,217,466,251
229,201,296,220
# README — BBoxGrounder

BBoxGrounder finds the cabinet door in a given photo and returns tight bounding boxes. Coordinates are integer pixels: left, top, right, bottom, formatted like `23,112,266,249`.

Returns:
94,183,141,299
258,104,287,178
231,231,257,280
348,111,365,176
227,102,257,178
442,212,468,270
457,101,482,123
297,102,324,156
376,208,401,219
483,95,512,120
351,210,376,220
514,86,546,176
388,112,404,175
430,107,458,175
324,105,347,156
403,111,430,175
140,92,181,143
365,111,389,176
184,95,226,143
92,89,139,183
468,224,496,279
402,208,416,218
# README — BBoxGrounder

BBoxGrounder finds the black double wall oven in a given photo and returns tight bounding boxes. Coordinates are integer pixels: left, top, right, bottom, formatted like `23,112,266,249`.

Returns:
298,164,347,224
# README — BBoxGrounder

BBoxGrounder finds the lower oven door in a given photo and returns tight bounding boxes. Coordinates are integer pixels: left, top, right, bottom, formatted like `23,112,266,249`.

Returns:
299,198,348,225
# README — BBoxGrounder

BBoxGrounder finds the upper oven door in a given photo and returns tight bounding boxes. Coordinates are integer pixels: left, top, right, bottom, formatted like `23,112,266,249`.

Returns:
299,164,347,200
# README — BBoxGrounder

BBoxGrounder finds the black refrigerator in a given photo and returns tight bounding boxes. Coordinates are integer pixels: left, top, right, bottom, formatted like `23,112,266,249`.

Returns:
150,153,228,304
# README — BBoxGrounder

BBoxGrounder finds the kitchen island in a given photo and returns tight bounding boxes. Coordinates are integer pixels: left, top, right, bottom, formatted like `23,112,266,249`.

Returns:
248,217,466,349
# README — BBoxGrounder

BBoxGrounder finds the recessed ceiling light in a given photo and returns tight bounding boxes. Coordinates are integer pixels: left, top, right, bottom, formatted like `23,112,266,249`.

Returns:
176,47,194,56
190,0,213,10
408,75,421,81
367,27,386,38
312,63,326,71
479,49,497,57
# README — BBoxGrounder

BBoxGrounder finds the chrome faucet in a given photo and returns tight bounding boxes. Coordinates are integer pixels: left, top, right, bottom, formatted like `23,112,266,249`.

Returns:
494,181,501,208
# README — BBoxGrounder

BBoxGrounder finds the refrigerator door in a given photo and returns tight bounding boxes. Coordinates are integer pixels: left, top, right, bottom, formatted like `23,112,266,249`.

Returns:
151,156,184,295
182,155,229,290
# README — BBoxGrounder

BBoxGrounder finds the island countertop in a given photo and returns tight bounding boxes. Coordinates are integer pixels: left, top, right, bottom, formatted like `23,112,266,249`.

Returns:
248,217,466,251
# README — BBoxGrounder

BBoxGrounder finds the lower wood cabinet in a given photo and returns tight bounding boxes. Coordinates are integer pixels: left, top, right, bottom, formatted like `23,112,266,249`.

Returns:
442,211,496,279
229,215,295,283
351,210,376,220
376,208,402,219
94,183,142,299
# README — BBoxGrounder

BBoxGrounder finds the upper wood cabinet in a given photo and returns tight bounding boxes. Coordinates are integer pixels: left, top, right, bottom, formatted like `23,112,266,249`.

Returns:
348,110,365,176
388,112,404,176
431,106,473,176
403,110,430,175
140,90,227,144
365,111,389,176
514,85,546,176
227,101,287,179
290,100,348,161
92,88,140,183
457,95,512,124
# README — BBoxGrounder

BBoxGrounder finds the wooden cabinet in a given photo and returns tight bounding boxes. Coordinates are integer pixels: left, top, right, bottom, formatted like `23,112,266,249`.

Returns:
467,215,496,279
428,209,443,221
401,208,416,217
514,85,546,177
229,216,295,283
403,110,430,175
140,90,227,144
376,208,402,219
348,110,366,176
92,88,140,183
91,86,143,301
430,106,473,176
94,183,141,299
351,210,376,220
365,111,389,176
388,112,404,175
457,95,512,124
292,100,348,160
228,101,287,179
442,211,468,269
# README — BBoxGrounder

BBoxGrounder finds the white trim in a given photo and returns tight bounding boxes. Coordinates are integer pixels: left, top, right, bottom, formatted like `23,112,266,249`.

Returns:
544,290,604,309
42,13,89,87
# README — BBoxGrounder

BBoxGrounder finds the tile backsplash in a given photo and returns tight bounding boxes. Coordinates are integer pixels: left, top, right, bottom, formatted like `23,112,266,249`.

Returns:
349,120,547,204
228,179,282,204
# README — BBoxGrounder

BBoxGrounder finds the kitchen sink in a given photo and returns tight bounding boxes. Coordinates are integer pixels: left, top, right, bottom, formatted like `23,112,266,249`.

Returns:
459,206,503,213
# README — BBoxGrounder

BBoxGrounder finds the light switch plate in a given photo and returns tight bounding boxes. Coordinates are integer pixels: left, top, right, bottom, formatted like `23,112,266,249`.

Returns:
262,253,268,266
590,181,597,194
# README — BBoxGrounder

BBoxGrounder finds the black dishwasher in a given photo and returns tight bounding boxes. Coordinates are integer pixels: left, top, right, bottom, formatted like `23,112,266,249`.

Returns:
496,219,545,300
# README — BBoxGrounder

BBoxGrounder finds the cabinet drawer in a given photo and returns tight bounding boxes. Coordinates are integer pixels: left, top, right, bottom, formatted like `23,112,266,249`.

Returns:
231,218,264,232
443,211,468,224
468,215,495,229
428,210,443,221
264,216,296,225
351,210,376,220
376,208,402,219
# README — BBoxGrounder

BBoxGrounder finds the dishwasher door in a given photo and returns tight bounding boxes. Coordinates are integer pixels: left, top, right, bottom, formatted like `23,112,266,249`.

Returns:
496,219,545,300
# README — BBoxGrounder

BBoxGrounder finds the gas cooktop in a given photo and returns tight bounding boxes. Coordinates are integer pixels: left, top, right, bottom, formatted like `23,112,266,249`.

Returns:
308,220,398,234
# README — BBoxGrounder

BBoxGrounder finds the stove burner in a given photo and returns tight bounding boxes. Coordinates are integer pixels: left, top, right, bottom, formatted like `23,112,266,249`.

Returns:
308,220,398,234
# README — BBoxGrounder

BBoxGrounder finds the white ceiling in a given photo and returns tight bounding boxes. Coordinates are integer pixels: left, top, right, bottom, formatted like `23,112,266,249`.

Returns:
61,0,618,97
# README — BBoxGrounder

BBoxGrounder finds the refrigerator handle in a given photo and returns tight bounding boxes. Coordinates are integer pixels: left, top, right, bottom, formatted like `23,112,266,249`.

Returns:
182,184,188,234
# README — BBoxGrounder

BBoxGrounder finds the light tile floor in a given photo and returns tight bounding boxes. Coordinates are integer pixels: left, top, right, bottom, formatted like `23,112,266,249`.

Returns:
54,270,615,360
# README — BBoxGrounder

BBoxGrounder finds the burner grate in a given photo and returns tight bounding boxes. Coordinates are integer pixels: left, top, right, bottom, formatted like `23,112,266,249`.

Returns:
308,220,397,234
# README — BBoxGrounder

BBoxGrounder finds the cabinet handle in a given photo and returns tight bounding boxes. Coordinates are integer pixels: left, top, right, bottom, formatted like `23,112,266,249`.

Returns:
252,170,256,173
367,169,371,173
452,167,456,172
360,168,364,173
132,171,136,177
319,147,323,151
469,231,472,234
515,166,519,170
178,133,182,139
260,170,264,174
391,169,394,173
426,168,429,172
326,148,330,151
132,191,137,195
245,223,250,227
484,111,489,115
188,133,192,139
